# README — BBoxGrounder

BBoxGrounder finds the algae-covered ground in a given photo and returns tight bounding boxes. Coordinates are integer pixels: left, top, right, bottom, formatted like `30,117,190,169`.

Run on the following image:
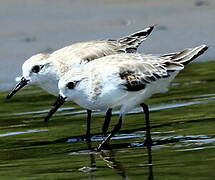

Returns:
0,62,215,179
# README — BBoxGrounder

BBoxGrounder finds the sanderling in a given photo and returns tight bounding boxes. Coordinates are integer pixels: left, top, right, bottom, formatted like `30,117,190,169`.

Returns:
44,44,208,150
6,25,155,139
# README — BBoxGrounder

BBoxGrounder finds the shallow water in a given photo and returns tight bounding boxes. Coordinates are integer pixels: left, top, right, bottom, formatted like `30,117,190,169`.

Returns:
0,62,215,179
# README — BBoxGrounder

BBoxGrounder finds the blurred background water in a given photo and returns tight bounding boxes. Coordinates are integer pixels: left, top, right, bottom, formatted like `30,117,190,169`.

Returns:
0,0,214,91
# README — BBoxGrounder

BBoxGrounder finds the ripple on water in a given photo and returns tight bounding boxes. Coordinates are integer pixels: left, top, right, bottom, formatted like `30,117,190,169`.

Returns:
66,128,215,153
0,129,48,137
13,107,76,116
10,93,215,117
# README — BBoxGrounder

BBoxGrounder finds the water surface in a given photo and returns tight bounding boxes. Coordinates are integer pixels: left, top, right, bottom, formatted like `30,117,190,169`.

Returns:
0,62,215,179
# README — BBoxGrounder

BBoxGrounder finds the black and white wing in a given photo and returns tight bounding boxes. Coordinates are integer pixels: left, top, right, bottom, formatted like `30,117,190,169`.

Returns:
119,60,184,91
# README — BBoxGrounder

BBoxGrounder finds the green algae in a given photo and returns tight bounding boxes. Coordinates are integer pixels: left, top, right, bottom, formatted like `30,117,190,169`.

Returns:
0,61,215,179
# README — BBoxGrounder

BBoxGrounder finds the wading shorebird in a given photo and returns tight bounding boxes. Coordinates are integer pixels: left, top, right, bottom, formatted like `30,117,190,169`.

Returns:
44,45,208,150
6,25,155,140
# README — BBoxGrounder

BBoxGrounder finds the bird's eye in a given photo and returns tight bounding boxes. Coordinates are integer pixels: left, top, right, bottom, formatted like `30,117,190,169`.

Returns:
66,82,75,89
32,65,40,73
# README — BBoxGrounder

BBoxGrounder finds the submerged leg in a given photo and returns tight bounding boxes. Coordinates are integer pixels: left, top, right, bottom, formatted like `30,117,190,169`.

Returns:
147,145,154,180
140,103,153,146
102,108,112,136
98,115,123,151
85,109,92,141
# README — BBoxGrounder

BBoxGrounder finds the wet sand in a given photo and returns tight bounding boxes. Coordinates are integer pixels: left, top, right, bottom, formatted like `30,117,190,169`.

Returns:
0,0,214,91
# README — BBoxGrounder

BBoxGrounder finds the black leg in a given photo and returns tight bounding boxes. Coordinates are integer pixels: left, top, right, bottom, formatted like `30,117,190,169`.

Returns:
147,145,154,180
85,109,92,141
102,108,112,136
140,103,153,146
97,115,123,151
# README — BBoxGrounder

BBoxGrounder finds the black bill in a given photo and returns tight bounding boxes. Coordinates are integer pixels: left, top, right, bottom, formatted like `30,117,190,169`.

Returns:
6,77,29,99
44,95,67,122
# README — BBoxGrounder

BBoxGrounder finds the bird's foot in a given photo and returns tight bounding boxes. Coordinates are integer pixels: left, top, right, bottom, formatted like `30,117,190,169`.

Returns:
97,141,110,152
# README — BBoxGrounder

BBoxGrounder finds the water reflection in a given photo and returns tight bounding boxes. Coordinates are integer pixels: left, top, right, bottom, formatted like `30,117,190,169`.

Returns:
69,132,215,179
72,141,154,180
82,142,97,179
31,124,215,152
99,150,128,179
146,146,154,180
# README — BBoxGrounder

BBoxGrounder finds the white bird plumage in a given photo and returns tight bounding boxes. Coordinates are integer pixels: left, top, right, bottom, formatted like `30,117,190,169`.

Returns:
59,45,208,112
50,44,208,150
9,25,154,97
7,25,155,139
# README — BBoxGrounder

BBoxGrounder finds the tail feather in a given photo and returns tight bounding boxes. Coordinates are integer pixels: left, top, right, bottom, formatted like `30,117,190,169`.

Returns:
161,44,208,65
117,25,155,53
